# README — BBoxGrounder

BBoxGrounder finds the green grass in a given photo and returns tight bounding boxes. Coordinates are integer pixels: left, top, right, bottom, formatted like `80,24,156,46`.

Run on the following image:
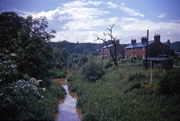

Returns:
69,59,180,121
50,69,67,78
40,81,66,120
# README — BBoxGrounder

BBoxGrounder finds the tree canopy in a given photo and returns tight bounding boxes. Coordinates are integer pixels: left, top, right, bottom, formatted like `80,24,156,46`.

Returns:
0,12,55,87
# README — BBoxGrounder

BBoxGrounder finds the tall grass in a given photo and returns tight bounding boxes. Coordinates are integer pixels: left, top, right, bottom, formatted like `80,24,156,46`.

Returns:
69,59,180,121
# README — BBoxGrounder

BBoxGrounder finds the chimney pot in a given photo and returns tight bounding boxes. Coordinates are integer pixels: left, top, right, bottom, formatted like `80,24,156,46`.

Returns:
131,39,136,45
154,34,160,43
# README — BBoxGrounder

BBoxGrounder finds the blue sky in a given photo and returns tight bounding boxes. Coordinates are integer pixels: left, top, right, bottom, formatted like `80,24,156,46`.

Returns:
1,0,180,43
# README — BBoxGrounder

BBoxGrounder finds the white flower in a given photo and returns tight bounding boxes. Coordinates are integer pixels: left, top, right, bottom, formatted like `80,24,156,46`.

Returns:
37,80,42,83
42,88,46,91
10,53,16,56
10,64,17,68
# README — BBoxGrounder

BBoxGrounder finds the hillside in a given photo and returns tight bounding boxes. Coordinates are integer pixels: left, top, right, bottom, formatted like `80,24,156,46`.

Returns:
49,41,103,55
170,41,180,52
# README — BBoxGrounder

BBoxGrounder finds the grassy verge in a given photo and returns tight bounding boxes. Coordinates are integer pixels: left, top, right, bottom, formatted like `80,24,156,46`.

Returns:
42,81,66,120
69,59,180,121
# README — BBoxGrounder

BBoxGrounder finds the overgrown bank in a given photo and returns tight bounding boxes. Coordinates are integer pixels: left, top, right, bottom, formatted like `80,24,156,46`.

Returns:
68,57,180,121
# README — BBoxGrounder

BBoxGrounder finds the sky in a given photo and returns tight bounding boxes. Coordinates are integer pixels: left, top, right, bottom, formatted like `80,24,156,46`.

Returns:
0,0,180,44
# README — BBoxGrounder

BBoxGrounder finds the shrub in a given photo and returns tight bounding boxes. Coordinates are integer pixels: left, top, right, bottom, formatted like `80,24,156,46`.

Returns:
128,72,147,82
50,69,66,78
120,59,128,64
49,82,66,98
104,60,113,69
0,78,65,120
0,79,43,120
68,72,83,82
82,60,104,82
159,68,180,95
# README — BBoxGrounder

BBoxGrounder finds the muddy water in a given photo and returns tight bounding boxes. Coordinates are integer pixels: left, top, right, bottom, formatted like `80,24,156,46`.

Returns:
54,78,82,121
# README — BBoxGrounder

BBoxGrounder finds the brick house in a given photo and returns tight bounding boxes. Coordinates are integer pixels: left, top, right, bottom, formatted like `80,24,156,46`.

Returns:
99,40,125,58
125,34,171,60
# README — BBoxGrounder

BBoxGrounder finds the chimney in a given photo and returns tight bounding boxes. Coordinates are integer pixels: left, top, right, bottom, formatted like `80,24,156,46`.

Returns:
141,37,147,44
131,39,136,45
154,34,160,43
116,40,119,45
167,40,170,46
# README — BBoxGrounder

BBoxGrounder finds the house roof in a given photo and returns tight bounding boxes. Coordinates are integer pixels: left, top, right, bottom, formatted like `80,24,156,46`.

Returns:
175,51,180,56
142,57,170,61
125,41,154,49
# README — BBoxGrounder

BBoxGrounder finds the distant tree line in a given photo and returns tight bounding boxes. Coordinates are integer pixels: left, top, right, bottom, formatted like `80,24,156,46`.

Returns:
49,41,103,68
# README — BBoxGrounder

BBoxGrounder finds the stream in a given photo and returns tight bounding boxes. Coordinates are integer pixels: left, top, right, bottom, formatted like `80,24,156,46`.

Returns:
54,78,82,121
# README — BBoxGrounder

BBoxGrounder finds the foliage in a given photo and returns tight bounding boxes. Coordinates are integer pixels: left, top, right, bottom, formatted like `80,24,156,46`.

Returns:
82,60,104,82
103,59,113,69
159,68,180,95
170,41,180,52
0,12,66,120
128,72,147,82
68,72,83,82
69,61,180,121
0,12,55,87
67,54,89,71
50,69,67,78
0,78,65,120
49,41,102,55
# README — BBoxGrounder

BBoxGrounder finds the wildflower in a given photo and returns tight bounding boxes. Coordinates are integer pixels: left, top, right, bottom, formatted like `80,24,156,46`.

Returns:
42,88,46,91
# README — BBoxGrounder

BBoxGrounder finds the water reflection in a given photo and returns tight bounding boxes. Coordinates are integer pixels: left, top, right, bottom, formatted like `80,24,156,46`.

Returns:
57,81,81,121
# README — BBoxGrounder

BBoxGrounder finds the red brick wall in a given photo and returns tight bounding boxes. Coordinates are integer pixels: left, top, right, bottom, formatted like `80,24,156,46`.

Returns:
125,47,146,59
100,44,125,57
100,48,110,57
125,41,170,59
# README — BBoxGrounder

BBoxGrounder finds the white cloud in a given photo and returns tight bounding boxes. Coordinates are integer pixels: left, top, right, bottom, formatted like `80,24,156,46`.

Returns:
119,3,144,17
15,0,105,21
62,0,102,8
170,19,180,23
15,0,180,43
52,30,103,43
107,2,118,8
115,18,180,43
15,8,60,20
157,13,166,18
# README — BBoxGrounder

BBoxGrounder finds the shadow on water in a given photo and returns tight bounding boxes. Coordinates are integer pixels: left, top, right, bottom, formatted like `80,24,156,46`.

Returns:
53,78,82,121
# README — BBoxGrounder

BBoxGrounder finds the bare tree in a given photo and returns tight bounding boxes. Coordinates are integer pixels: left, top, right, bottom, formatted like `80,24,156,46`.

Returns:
96,24,118,66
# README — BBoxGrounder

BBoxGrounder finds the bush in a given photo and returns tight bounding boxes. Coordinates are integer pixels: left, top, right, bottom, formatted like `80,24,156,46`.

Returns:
82,60,104,82
159,68,180,95
50,69,66,78
49,82,66,98
119,59,128,64
128,72,147,82
104,60,113,69
0,79,43,120
0,78,65,120
68,72,83,82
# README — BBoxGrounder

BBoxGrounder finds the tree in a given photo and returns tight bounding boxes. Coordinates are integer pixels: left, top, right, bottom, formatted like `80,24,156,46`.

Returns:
0,12,55,87
96,24,119,66
82,60,104,82
0,12,66,120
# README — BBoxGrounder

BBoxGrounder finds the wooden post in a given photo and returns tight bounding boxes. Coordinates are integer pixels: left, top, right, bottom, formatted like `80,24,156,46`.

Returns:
146,30,149,70
102,43,104,60
150,60,152,82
